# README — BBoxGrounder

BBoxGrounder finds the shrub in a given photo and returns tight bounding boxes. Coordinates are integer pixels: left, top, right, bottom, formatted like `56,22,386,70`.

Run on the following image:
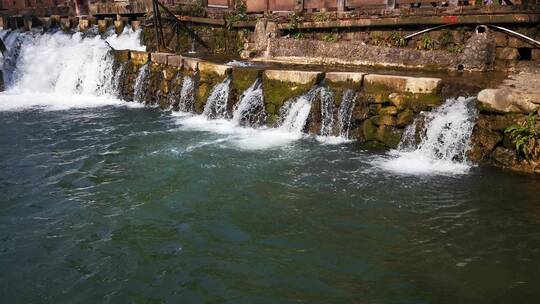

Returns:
505,108,540,160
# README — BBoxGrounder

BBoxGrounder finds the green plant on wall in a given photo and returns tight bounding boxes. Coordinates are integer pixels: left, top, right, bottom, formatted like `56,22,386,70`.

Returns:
289,12,305,40
387,32,406,47
225,0,247,30
321,33,337,42
371,33,384,46
292,32,305,40
419,34,436,50
505,109,540,160
313,12,329,22
438,30,454,48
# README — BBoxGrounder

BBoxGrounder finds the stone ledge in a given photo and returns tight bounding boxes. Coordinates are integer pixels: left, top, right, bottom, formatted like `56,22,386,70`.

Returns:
264,70,323,85
325,72,365,83
151,52,174,65
198,61,231,76
183,58,201,71
364,74,442,94
130,51,150,65
167,55,183,68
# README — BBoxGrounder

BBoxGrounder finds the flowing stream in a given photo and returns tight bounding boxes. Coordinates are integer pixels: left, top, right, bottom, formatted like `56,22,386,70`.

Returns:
1,28,539,304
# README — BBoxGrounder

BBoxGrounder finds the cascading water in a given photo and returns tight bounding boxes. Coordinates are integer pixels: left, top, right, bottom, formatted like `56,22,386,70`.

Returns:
133,63,150,103
0,29,146,96
231,79,266,127
376,97,478,175
203,77,231,119
319,86,335,136
337,89,356,138
178,76,195,112
279,87,320,133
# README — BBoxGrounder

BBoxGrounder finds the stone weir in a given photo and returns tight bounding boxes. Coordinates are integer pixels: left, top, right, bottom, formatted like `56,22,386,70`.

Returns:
113,50,444,148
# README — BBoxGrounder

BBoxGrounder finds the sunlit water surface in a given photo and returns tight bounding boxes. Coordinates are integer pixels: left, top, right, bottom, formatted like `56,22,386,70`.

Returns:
1,104,540,303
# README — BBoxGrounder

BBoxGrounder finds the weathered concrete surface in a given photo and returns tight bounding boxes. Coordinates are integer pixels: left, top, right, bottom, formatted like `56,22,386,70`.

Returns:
364,74,442,94
151,52,173,65
264,70,322,85
183,58,200,71
198,61,231,76
167,55,183,68
130,51,150,65
325,72,364,83
256,38,461,71
478,72,540,113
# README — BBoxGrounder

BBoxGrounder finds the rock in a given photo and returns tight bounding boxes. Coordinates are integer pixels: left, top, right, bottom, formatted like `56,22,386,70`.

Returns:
369,104,382,115
371,115,396,126
379,106,398,115
469,127,503,162
376,125,403,148
493,32,508,47
397,108,414,127
458,32,496,71
495,47,519,61
388,93,408,110
363,119,377,141
492,147,518,167
508,37,531,48
533,49,540,62
477,88,538,114
183,58,200,72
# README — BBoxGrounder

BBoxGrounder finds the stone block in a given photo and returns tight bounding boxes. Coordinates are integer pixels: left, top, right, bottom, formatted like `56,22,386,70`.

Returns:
264,70,323,85
364,74,441,94
114,50,130,62
495,47,519,61
114,20,125,35
78,19,90,32
60,18,70,31
151,52,173,65
325,72,364,84
493,32,508,47
130,51,150,65
183,58,200,71
167,56,183,68
198,61,231,76
532,49,540,62
131,20,142,31
97,19,110,34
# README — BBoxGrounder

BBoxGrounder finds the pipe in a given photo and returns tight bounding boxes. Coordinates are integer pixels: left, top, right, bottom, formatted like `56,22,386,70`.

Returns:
487,25,540,48
404,24,450,40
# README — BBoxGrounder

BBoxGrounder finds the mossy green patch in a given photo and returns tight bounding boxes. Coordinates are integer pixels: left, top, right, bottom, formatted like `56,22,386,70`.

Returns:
327,80,361,106
262,78,314,112
232,68,261,94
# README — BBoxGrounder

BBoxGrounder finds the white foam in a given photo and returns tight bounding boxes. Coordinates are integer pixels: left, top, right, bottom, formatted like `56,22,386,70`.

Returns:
374,97,477,176
104,26,146,51
174,113,303,150
0,92,129,111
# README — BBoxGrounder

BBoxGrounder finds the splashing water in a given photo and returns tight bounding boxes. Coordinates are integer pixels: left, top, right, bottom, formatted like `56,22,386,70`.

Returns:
0,27,145,111
104,26,146,51
178,76,196,112
279,87,320,133
231,79,266,127
133,63,150,103
375,97,478,175
337,89,356,138
203,77,231,119
319,86,335,136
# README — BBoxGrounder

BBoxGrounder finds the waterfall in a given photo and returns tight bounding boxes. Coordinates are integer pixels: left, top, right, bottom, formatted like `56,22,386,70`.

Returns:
113,61,128,98
167,73,182,109
279,87,320,133
1,28,144,96
178,76,196,112
337,89,356,138
377,97,478,175
203,77,231,119
319,86,335,136
133,63,150,103
231,79,266,127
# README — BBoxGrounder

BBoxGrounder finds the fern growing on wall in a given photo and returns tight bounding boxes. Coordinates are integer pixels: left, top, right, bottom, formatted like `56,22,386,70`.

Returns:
505,108,540,160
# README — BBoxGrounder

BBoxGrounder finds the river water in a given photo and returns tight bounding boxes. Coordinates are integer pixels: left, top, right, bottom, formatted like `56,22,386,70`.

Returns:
1,28,540,303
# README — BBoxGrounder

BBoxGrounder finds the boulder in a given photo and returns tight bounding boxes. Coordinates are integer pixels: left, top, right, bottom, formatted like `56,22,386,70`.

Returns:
495,48,519,61
388,93,408,110
397,108,414,127
478,88,538,113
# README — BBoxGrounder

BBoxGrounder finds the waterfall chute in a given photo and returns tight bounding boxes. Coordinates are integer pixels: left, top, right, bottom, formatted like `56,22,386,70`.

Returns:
231,79,266,127
319,86,335,136
203,77,231,119
133,63,150,103
376,97,478,175
337,89,356,138
279,87,320,133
